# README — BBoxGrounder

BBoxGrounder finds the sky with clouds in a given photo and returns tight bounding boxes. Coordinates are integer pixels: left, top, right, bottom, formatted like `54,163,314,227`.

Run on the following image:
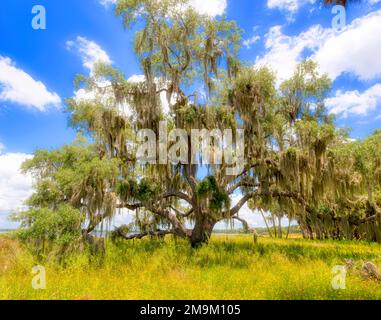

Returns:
1,0,381,229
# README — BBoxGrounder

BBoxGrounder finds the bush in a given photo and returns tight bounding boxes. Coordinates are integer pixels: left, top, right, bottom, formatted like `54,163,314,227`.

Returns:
12,205,84,260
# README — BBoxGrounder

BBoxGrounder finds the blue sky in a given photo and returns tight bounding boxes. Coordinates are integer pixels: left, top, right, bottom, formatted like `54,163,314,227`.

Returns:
1,0,381,228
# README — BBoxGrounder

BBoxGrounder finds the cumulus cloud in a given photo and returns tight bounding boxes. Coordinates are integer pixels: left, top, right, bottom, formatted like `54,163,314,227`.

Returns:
73,79,111,103
267,0,315,14
315,10,381,81
256,24,332,81
256,9,381,83
186,0,227,16
268,0,380,15
243,35,261,49
326,84,381,117
99,0,227,16
99,0,116,7
66,36,111,87
66,36,111,74
67,37,122,110
0,56,61,111
256,8,381,118
0,149,33,229
0,151,33,216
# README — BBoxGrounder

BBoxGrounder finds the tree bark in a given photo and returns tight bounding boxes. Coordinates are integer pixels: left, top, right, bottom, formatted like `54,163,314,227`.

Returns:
116,229,174,240
260,209,273,238
285,218,292,239
190,215,217,248
278,216,283,239
307,225,314,240
272,214,278,238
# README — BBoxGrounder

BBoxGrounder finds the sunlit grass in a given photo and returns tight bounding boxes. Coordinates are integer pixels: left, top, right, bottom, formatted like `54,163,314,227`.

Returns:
1,235,381,300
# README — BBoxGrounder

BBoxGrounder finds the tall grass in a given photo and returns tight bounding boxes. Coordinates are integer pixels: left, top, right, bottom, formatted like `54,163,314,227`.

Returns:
1,235,381,300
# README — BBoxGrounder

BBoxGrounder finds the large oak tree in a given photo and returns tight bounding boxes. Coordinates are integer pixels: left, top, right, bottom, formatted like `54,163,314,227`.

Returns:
18,0,381,249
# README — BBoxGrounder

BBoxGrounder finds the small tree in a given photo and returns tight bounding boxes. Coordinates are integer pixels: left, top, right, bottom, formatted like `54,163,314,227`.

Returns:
12,205,84,259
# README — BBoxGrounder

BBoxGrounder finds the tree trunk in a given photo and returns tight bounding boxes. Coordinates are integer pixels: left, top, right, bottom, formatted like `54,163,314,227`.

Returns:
298,221,307,239
272,214,278,238
315,227,320,240
278,216,282,239
190,215,217,248
307,225,314,240
285,218,292,239
260,209,273,238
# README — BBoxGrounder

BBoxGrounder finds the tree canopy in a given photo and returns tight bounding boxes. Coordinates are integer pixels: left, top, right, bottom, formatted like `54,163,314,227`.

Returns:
16,0,381,250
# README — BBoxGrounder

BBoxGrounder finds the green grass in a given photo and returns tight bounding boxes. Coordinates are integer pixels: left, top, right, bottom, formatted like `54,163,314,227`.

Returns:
1,235,381,300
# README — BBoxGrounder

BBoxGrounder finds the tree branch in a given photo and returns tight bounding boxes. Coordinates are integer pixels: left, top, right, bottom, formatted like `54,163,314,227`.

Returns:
232,215,249,232
115,229,175,240
162,190,193,205
169,205,194,218
227,180,260,194
227,189,309,217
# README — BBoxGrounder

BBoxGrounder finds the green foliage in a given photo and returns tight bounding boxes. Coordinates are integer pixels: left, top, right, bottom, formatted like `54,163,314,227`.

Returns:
196,176,230,212
117,178,160,202
280,60,332,123
12,205,84,258
17,0,381,249
116,0,241,97
20,140,121,244
231,66,276,120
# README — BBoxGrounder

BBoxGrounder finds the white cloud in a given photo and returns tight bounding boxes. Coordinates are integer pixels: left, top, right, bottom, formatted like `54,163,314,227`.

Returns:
315,10,381,81
127,74,146,83
0,151,33,215
66,36,111,74
99,0,116,7
66,36,127,114
243,35,260,49
268,0,380,15
256,9,381,82
73,79,110,102
256,25,331,81
326,84,381,117
67,36,112,102
267,0,314,14
187,0,227,16
0,56,61,111
99,0,227,16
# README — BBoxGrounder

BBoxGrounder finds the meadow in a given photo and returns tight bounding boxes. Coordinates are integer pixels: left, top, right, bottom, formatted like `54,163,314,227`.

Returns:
1,234,381,300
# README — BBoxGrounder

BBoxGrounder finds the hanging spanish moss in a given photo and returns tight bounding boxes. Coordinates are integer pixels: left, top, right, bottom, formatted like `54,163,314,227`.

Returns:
17,0,381,250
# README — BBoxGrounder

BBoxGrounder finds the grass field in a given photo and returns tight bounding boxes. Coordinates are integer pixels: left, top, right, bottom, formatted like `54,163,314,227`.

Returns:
1,234,381,300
